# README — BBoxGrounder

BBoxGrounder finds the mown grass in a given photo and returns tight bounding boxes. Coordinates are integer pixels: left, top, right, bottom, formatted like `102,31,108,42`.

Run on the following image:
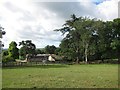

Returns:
2,64,118,88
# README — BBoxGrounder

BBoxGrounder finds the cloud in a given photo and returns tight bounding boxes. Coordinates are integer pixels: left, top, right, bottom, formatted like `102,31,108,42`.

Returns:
96,0,118,20
0,0,64,48
0,0,118,48
35,2,104,20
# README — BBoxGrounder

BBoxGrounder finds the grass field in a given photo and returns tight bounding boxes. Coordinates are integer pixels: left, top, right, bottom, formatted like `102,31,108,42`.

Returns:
2,64,118,88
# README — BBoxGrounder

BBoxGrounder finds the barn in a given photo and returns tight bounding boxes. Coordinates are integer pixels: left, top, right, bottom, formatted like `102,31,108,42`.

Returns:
29,54,55,62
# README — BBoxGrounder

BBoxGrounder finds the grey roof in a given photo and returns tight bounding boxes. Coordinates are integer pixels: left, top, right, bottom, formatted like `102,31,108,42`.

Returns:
36,54,50,57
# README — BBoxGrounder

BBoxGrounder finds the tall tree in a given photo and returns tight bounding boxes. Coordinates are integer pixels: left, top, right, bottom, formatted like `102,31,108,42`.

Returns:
8,41,19,60
55,15,101,63
55,14,120,63
19,40,36,59
110,18,120,61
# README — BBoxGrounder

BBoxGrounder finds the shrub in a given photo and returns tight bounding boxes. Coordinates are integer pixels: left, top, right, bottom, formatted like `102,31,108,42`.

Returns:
2,55,14,64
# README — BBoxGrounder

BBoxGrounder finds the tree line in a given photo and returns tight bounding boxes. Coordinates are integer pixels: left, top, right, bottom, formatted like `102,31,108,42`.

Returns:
55,14,120,63
2,40,57,64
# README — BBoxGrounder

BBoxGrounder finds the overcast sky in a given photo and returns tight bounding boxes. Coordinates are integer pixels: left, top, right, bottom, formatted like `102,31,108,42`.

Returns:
0,0,118,48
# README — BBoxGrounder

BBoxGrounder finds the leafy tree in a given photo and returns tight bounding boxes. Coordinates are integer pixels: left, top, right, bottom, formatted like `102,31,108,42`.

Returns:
45,45,57,54
19,40,36,59
55,15,82,63
55,15,101,63
19,46,26,60
55,14,120,63
110,18,120,61
36,49,41,54
8,41,19,60
2,50,8,56
55,47,61,55
96,21,113,59
2,55,14,64
35,49,46,54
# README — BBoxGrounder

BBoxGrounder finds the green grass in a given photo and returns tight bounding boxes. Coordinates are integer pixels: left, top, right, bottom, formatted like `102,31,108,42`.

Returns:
2,64,118,88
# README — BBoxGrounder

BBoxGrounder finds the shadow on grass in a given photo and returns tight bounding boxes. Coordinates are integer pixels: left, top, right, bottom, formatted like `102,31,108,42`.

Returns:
2,64,69,69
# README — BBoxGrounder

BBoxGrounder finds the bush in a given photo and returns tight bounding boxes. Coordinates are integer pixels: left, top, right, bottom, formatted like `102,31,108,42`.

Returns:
2,55,14,64
103,59,118,64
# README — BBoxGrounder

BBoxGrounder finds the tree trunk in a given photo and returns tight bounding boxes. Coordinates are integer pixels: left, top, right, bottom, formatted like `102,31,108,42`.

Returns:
76,47,79,64
118,58,120,64
85,43,88,63
76,56,79,64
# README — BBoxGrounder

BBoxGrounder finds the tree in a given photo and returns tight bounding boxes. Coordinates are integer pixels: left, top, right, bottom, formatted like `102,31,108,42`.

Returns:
19,46,26,60
35,49,46,54
59,28,85,63
2,50,8,56
19,40,36,59
0,25,7,64
55,14,120,63
110,18,120,61
55,15,101,63
0,25,6,38
45,45,56,54
8,41,19,60
55,47,61,55
36,49,42,54
55,15,82,63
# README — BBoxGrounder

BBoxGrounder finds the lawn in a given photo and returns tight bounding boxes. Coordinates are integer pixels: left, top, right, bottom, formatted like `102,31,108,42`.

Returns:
2,64,118,88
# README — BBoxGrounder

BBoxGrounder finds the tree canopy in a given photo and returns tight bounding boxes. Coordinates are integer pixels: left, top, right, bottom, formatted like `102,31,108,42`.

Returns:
19,40,36,59
55,14,120,63
8,41,19,59
45,45,57,54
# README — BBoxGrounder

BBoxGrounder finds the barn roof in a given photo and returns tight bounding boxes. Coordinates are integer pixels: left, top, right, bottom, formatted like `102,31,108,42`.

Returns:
35,54,63,61
36,54,50,57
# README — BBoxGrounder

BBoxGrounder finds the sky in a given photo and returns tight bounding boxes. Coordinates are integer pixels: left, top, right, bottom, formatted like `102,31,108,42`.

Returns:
0,0,119,48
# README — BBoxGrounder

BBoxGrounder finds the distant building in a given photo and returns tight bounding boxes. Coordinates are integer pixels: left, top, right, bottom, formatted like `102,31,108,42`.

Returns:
29,54,56,62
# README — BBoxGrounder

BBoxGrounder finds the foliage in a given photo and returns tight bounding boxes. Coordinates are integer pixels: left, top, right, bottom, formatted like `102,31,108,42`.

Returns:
2,50,8,56
2,41,18,63
56,15,101,63
35,49,42,54
55,15,120,63
55,47,61,55
35,49,45,54
8,41,19,60
19,40,36,59
45,45,57,54
0,25,6,38
2,55,14,64
111,18,120,60
19,46,26,60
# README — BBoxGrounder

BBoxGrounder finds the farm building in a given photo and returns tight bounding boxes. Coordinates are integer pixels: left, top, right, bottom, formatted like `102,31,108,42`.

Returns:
16,54,63,65
29,54,56,62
